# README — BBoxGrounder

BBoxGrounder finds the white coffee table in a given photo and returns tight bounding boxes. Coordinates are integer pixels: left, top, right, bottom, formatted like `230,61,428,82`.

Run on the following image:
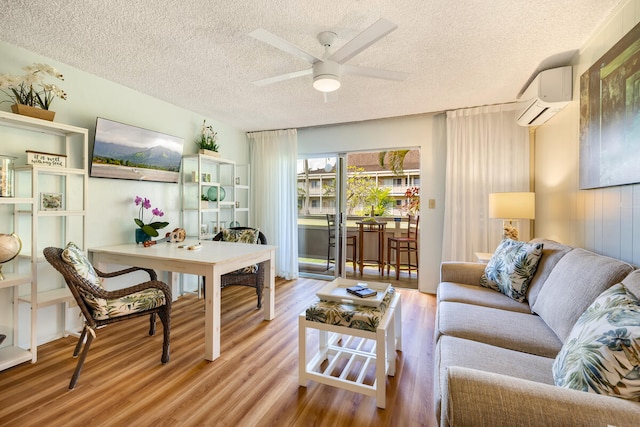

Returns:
298,289,402,409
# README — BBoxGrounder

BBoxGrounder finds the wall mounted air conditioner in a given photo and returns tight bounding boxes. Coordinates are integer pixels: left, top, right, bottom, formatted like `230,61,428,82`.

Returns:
516,66,573,126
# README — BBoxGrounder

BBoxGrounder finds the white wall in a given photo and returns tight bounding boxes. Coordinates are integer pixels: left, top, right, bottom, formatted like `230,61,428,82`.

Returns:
535,0,640,266
0,41,248,345
298,114,447,293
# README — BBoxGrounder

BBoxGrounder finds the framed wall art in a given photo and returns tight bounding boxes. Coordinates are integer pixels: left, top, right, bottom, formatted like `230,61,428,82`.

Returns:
41,193,63,211
579,22,640,189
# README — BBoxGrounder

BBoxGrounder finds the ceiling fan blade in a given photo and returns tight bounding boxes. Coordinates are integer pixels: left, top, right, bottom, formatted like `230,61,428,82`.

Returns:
249,29,321,64
252,68,312,86
342,64,409,81
328,18,398,64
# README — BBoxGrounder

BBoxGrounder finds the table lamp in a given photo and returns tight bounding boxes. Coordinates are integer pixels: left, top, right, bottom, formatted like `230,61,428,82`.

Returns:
488,192,535,240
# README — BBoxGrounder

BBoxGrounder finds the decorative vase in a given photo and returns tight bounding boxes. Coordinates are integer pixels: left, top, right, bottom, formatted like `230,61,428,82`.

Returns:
198,149,220,157
135,228,151,244
207,186,226,202
0,156,16,197
11,104,55,121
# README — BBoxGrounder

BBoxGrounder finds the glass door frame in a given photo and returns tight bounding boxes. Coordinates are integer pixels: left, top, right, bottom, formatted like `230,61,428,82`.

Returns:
333,153,348,278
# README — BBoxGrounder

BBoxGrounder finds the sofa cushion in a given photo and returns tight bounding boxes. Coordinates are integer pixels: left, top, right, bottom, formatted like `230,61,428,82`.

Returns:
526,238,573,307
437,282,531,313
480,239,543,302
436,301,563,357
622,269,640,299
531,248,634,342
552,283,640,400
435,335,555,422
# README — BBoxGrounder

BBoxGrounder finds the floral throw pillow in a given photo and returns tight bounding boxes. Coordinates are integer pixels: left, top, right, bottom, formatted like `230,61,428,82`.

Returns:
552,283,640,400
222,228,260,244
221,228,260,273
61,242,103,289
479,239,543,302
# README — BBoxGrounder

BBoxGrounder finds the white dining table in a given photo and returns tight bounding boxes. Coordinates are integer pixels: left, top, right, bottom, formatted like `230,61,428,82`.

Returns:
89,239,276,361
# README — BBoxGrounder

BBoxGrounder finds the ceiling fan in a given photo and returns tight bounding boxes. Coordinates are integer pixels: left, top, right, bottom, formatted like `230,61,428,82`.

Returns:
249,18,409,93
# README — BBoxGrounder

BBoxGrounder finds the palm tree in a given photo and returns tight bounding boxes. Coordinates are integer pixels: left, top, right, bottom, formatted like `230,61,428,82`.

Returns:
378,150,410,175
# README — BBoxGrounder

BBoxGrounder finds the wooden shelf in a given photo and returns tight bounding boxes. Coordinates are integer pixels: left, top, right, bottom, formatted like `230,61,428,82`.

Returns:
0,273,31,290
0,346,33,371
19,287,74,308
0,110,88,371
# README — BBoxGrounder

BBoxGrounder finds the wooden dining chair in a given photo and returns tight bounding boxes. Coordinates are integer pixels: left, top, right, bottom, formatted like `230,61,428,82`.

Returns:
210,227,267,308
386,215,419,279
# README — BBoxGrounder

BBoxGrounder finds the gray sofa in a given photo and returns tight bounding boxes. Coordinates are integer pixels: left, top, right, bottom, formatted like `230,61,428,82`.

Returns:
434,238,640,426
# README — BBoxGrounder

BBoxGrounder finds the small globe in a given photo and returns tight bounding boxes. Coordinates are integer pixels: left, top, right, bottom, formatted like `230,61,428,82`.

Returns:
207,186,226,202
0,233,21,264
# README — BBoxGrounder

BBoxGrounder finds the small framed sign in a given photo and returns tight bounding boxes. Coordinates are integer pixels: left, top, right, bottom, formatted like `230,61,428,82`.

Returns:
41,193,63,210
26,150,66,168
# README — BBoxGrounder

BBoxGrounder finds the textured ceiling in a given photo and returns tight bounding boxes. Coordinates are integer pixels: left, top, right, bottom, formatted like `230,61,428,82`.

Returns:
0,0,621,132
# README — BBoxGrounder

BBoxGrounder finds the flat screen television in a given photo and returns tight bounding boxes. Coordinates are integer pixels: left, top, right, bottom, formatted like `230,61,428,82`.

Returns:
90,117,184,183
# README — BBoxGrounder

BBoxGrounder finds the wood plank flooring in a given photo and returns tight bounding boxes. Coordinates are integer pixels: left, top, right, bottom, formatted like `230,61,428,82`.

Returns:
0,278,437,427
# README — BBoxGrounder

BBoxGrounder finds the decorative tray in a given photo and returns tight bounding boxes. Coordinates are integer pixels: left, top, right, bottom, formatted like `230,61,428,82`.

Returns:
316,278,391,307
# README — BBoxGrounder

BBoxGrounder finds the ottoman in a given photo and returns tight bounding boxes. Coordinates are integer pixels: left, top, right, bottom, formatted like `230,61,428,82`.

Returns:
298,287,402,408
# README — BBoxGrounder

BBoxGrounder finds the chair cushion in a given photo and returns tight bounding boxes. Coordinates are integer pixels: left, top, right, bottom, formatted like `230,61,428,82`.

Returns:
62,242,103,289
552,283,640,400
221,228,260,273
480,239,543,302
222,228,259,244
89,288,167,321
62,242,165,320
306,287,395,332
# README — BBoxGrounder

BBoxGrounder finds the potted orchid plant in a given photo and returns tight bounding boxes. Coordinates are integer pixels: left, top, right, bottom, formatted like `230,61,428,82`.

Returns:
134,196,169,242
0,63,67,120
195,120,219,156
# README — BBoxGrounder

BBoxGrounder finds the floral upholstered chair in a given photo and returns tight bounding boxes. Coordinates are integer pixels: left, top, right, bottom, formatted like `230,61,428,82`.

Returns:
210,227,267,308
43,243,171,389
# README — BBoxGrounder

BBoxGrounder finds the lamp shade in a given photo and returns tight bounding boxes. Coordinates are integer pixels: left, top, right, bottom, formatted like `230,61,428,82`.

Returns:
489,192,535,220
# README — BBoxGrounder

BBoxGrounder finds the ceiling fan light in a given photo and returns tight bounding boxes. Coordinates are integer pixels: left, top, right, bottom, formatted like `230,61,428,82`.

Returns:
313,75,341,92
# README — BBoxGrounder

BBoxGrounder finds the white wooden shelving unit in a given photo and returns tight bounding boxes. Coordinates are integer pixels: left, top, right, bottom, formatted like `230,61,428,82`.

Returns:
0,110,87,371
180,154,250,239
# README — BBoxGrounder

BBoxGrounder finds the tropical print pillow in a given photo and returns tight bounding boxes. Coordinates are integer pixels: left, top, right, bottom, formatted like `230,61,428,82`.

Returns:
221,228,260,273
552,283,640,400
480,239,543,302
62,242,165,320
222,228,260,244
62,242,103,289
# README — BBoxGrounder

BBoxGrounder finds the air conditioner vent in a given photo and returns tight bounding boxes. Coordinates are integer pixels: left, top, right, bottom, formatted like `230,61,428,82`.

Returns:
516,66,572,126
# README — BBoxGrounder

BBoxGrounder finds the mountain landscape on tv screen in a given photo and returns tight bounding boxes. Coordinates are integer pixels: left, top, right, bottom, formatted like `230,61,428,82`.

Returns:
92,141,181,171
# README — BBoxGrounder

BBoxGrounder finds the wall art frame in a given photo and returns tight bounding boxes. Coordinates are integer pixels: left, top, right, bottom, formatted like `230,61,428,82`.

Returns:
579,21,640,190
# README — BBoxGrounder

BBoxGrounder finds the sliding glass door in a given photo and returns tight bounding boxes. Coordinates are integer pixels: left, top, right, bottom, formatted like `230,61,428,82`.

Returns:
297,155,351,279
297,149,420,287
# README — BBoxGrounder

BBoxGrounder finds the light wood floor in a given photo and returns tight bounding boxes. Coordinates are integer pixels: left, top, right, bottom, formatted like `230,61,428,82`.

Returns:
0,278,437,427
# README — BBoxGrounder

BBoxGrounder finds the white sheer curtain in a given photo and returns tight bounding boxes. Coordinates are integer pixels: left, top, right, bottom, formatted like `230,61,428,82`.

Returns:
247,129,299,279
442,104,531,262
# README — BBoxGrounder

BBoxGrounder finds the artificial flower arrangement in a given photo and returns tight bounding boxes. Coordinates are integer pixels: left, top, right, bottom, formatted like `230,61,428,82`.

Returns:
134,196,169,237
0,63,67,110
195,120,219,152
